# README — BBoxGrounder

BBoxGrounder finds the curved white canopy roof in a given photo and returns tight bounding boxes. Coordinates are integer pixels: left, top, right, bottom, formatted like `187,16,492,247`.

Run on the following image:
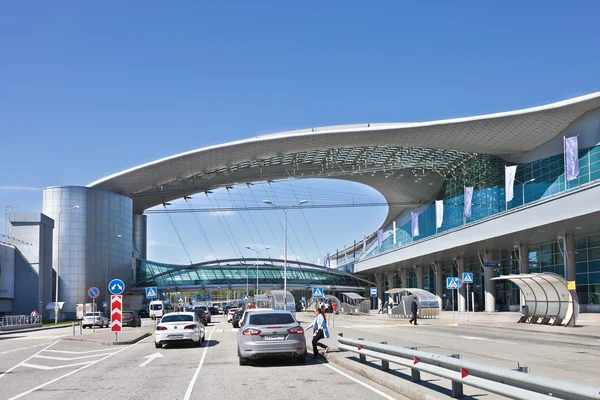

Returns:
88,92,600,226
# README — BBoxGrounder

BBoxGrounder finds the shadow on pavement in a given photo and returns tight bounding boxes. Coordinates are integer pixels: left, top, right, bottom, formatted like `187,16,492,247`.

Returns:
347,356,488,400
248,354,327,368
161,339,220,349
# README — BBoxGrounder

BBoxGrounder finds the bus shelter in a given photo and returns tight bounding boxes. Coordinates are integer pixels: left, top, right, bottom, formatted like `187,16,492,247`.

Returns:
340,292,370,315
267,290,296,313
491,273,579,327
385,288,440,319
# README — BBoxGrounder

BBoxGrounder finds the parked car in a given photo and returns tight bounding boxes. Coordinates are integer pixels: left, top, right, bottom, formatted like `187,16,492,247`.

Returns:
123,311,142,327
155,312,205,349
82,312,109,329
237,310,306,365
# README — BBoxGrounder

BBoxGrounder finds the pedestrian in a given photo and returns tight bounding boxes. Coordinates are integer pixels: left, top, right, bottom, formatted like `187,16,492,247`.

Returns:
305,307,330,357
383,300,389,314
387,300,393,315
409,298,419,325
30,309,39,323
377,301,384,314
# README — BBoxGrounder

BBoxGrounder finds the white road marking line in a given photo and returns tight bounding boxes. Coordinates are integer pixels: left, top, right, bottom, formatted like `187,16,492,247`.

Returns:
216,329,223,332
0,341,59,381
20,361,93,370
44,348,118,354
183,332,213,400
7,336,152,400
322,361,397,399
34,353,115,361
0,342,53,355
139,352,164,367
232,328,239,332
460,336,516,345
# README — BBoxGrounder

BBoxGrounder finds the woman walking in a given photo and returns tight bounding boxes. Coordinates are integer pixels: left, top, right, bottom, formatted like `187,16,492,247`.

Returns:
306,307,330,357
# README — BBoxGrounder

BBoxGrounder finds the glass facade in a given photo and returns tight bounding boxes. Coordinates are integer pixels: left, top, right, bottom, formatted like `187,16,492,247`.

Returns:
137,259,373,289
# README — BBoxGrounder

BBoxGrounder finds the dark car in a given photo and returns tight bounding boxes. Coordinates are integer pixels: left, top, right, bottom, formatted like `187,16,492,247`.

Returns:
138,309,149,318
232,308,244,328
188,307,208,325
209,307,219,316
122,311,142,327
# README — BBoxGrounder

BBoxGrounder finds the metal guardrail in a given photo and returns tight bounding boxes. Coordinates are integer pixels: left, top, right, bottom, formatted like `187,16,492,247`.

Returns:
0,315,41,327
338,334,600,400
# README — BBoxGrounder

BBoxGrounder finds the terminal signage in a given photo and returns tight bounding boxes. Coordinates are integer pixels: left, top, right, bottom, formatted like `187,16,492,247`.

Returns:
370,287,377,297
483,262,502,268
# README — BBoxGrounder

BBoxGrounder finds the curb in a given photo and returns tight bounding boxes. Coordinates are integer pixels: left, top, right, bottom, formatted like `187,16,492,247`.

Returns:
324,351,443,400
0,323,73,335
63,332,152,346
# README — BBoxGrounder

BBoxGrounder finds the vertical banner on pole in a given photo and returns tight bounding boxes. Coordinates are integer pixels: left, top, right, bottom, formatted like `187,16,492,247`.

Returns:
392,221,397,244
564,135,580,183
435,200,444,231
362,235,366,253
377,229,383,249
464,186,473,219
411,212,419,238
505,166,517,204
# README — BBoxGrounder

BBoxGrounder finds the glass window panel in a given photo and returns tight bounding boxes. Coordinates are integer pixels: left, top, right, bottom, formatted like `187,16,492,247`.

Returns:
589,260,600,273
588,247,600,261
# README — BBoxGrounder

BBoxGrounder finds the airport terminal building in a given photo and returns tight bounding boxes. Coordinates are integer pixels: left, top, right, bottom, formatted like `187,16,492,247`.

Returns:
2,92,600,318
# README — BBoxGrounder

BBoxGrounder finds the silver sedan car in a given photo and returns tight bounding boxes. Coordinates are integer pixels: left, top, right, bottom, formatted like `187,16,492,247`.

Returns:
237,309,306,365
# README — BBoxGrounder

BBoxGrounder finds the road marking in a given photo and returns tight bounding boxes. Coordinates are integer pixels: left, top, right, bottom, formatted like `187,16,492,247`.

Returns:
34,353,115,361
314,354,396,400
7,336,151,400
183,332,213,400
0,342,53,355
20,361,94,370
232,328,238,332
0,341,59,381
461,336,516,345
44,348,118,354
139,352,164,367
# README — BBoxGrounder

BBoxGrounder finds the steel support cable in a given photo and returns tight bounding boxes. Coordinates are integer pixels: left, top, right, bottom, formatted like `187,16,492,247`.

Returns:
184,197,220,266
204,193,243,258
225,186,259,253
263,180,383,201
268,180,308,262
162,204,194,265
246,184,283,258
238,184,272,258
286,178,323,258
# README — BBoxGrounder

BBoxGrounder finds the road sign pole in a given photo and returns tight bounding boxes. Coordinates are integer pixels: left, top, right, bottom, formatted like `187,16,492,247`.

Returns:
93,298,95,334
452,289,455,323
467,283,470,322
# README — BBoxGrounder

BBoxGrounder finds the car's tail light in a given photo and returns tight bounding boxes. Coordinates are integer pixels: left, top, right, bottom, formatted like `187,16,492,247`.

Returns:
96,317,100,321
156,326,167,331
287,326,304,334
242,328,261,336
184,324,197,330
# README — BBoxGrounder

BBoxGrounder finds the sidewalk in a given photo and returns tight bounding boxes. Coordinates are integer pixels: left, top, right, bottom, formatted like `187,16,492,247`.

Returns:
0,322,72,335
63,324,153,345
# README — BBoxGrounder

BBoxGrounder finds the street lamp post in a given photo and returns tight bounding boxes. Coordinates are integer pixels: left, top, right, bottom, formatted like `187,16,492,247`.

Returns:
262,199,308,309
515,178,535,206
245,246,272,296
55,205,80,324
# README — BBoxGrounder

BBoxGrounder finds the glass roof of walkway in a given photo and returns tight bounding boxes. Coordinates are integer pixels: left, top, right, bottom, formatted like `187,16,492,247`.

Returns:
135,258,374,292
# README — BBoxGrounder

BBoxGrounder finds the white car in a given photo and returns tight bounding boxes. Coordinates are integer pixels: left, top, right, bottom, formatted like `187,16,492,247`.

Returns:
82,312,109,329
227,308,240,322
154,312,205,349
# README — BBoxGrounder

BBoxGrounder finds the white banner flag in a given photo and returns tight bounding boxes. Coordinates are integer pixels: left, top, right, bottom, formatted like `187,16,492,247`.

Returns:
435,200,444,229
505,165,517,202
393,221,397,244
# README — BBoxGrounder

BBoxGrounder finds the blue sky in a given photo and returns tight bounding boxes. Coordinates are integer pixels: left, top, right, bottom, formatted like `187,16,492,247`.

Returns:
1,1,599,264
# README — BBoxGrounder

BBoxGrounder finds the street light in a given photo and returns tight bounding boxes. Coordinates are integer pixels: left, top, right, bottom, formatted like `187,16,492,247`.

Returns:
515,178,535,206
55,205,80,324
245,245,272,296
262,199,308,308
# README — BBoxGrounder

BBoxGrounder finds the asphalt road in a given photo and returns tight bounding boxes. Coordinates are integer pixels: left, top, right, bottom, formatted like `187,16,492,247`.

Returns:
0,317,401,400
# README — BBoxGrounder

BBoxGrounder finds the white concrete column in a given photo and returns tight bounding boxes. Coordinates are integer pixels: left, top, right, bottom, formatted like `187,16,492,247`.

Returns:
457,258,466,312
484,250,496,312
374,273,384,310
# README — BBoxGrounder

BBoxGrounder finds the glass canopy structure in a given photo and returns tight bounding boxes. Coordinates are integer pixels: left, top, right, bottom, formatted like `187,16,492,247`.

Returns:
135,258,374,292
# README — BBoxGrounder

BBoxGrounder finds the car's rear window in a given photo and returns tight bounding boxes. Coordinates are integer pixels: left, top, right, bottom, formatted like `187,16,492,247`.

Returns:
150,304,162,310
84,312,101,316
161,315,193,323
249,313,295,325
123,312,133,317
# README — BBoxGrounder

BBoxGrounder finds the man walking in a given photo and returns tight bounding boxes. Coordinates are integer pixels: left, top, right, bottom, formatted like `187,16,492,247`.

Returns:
409,298,419,325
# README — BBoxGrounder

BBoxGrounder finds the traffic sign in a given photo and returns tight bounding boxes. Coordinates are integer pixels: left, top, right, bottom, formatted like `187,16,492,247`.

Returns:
204,294,211,301
462,272,473,283
111,295,122,332
312,287,324,298
242,294,249,300
145,287,158,299
483,262,502,268
301,296,306,302
178,296,184,303
108,279,125,295
370,287,377,297
196,294,201,300
446,277,461,290
88,287,100,299
102,302,108,308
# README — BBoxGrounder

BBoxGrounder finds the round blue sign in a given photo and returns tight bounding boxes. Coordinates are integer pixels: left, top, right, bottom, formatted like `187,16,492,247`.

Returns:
108,279,125,295
88,286,100,299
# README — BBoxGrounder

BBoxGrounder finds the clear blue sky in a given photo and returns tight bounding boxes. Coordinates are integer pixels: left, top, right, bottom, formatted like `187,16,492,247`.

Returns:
1,1,599,264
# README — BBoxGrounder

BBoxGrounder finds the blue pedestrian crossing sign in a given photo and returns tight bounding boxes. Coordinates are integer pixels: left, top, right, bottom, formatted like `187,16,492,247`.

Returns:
370,287,377,297
446,277,462,290
145,287,158,299
462,272,473,284
108,279,125,295
242,294,249,300
102,302,108,308
178,296,184,303
312,287,324,298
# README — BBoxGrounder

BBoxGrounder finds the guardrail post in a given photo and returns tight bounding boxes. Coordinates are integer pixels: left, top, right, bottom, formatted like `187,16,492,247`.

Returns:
380,342,389,371
337,333,345,352
409,347,421,383
358,338,366,363
450,354,463,398
516,362,530,373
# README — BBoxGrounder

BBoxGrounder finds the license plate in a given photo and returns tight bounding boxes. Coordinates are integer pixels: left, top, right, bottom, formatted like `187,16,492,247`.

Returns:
168,335,183,339
263,335,285,341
